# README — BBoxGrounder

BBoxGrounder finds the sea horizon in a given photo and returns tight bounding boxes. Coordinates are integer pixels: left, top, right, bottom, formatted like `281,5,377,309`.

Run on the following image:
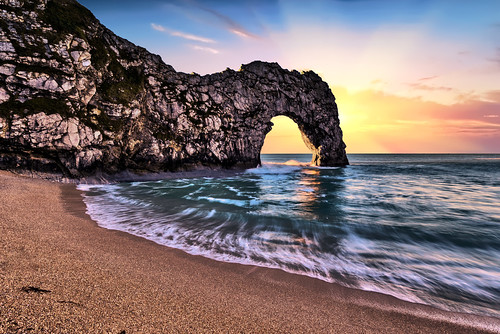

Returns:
262,152,500,155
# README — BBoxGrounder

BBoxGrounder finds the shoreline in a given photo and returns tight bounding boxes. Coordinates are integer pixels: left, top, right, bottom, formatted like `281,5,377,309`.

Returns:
3,167,247,184
1,171,499,333
73,179,500,328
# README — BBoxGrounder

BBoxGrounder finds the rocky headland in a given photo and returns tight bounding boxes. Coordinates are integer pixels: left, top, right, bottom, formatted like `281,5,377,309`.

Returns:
0,0,348,180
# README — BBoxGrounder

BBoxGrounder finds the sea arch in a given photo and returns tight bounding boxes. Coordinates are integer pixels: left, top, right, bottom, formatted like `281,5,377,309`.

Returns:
218,62,349,168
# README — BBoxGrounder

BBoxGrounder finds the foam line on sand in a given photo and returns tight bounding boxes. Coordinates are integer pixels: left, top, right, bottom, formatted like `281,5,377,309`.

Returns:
1,171,499,333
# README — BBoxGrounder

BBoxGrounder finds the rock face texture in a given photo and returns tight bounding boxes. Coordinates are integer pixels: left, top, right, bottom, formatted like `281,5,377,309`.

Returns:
0,0,348,179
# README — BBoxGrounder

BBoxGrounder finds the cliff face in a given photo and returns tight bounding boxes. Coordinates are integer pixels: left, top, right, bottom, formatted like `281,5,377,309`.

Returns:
0,0,348,179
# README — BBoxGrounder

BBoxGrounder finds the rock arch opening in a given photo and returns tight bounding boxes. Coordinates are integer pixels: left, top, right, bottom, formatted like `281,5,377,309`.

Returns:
261,116,311,156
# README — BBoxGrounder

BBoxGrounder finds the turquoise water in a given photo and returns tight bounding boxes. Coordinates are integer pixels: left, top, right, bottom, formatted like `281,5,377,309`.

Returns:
78,154,500,317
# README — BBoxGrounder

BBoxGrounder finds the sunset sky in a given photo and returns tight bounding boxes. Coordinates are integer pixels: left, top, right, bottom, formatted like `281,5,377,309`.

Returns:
80,0,500,153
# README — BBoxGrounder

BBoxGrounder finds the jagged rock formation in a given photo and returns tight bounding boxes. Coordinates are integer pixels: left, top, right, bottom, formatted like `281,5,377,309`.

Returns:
0,0,348,179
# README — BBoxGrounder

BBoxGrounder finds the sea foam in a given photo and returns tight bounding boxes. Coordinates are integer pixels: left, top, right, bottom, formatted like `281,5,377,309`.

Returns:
78,153,500,318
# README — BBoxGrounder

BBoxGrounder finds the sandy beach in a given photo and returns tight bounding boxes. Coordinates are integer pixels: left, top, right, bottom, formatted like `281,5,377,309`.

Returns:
1,171,499,333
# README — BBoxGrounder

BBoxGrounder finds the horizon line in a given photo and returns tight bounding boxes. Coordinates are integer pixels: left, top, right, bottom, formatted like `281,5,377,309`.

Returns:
260,152,500,155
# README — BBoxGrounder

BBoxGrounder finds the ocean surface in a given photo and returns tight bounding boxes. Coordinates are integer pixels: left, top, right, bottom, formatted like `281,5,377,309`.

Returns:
78,154,500,318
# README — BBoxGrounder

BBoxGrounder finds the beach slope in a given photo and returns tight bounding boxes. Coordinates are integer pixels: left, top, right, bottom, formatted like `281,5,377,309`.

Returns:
1,171,498,333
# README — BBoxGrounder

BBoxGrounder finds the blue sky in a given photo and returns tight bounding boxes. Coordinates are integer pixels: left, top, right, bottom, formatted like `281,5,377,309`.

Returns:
78,0,500,153
78,0,500,89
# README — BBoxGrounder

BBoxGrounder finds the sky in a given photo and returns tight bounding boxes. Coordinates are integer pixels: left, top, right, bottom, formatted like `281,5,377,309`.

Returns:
79,0,500,153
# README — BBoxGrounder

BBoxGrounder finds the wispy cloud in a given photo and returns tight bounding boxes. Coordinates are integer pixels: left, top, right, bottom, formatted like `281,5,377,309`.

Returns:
151,23,167,32
418,75,438,81
395,120,429,125
490,47,500,66
449,120,500,134
484,44,500,67
370,79,383,85
229,29,254,39
151,23,216,43
170,31,216,44
189,45,220,54
199,6,258,39
454,91,481,103
408,82,454,92
484,90,500,103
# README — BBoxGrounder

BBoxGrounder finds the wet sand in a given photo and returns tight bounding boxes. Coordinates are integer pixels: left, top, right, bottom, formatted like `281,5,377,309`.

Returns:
1,171,499,333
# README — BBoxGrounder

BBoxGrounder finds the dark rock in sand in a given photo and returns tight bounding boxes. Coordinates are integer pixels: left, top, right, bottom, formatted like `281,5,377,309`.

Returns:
0,0,348,179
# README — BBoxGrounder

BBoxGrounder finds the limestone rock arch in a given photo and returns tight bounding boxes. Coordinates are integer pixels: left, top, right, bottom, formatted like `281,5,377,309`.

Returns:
0,0,348,179
200,61,349,168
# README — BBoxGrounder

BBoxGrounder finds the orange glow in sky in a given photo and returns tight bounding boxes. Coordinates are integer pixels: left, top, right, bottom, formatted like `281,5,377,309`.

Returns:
262,87,500,153
261,116,310,154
